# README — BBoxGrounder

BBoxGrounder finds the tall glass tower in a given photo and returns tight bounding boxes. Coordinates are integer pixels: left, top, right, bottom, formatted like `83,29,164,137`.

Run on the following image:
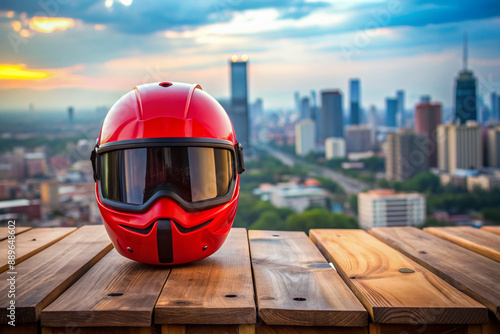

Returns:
320,90,344,140
229,55,250,148
454,33,477,124
386,98,398,127
349,79,360,125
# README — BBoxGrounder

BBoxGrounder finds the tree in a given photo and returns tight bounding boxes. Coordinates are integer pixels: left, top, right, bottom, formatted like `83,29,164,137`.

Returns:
314,176,344,194
348,194,358,214
422,217,453,228
286,208,358,233
249,211,286,230
400,172,440,193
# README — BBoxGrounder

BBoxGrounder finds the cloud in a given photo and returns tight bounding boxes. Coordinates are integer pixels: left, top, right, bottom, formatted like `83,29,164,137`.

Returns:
0,0,328,35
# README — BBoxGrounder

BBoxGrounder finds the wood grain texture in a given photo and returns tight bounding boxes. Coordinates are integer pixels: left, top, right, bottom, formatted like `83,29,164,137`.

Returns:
368,323,470,334
310,229,487,325
0,226,32,241
256,323,368,334
42,249,171,327
0,323,37,334
371,226,500,321
249,230,367,327
425,226,500,263
155,228,256,325
481,226,500,236
42,326,155,334
0,225,113,324
0,227,77,273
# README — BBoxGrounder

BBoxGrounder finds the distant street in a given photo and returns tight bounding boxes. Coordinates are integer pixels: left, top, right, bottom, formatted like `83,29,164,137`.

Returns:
260,145,369,195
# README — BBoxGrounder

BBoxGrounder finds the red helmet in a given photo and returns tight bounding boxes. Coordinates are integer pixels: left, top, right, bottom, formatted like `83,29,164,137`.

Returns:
91,82,244,265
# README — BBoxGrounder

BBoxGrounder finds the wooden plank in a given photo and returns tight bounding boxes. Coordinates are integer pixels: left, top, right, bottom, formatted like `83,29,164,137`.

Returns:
0,226,32,241
310,229,487,325
371,226,500,321
186,325,238,334
155,228,256,325
249,230,367,327
0,323,37,334
256,323,368,333
425,226,500,263
368,323,469,334
0,227,77,273
0,225,113,324
481,226,500,236
42,249,171,327
42,327,155,334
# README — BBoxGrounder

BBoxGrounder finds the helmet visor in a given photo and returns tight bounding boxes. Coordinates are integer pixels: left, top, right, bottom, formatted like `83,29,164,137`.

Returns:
99,146,234,208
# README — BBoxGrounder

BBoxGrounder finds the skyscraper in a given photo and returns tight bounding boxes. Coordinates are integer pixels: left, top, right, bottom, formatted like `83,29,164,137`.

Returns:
345,125,371,153
320,90,344,140
488,126,500,168
492,92,498,120
349,79,360,125
300,96,311,120
68,106,74,124
295,119,316,156
368,105,377,145
396,90,405,127
294,91,300,113
437,121,482,172
229,55,250,148
415,102,442,167
454,33,477,124
386,98,398,127
385,129,428,181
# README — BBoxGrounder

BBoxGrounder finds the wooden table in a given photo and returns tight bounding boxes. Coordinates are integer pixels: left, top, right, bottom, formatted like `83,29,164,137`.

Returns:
0,225,499,334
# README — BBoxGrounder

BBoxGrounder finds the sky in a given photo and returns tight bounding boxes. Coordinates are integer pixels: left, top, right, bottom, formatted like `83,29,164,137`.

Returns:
0,0,499,113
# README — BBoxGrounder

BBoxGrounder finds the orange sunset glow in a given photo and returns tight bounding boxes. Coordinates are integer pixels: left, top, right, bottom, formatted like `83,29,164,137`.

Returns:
0,64,54,80
29,17,75,33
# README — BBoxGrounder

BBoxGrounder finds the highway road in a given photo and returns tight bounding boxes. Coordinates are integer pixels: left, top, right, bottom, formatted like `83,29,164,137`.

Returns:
260,145,369,195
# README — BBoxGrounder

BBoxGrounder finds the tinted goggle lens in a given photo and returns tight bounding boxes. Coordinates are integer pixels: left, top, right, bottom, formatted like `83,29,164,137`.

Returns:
98,146,235,208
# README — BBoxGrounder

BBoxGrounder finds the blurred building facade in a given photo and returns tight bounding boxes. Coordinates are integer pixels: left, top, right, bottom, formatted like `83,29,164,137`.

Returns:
358,190,426,229
385,129,428,181
415,102,442,167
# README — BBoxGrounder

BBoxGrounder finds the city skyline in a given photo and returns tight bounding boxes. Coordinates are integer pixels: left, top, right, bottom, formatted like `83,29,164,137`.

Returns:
0,1,499,111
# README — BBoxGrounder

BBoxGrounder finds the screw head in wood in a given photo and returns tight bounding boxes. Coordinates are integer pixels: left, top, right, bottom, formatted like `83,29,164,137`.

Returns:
398,268,415,273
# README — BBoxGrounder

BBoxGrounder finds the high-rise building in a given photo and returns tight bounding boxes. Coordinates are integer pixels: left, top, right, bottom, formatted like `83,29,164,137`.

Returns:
488,126,500,167
396,90,405,127
294,91,300,113
325,137,346,160
492,92,498,120
345,125,371,153
40,180,60,211
454,33,477,124
310,90,321,143
295,119,316,156
229,55,250,148
420,95,431,103
311,90,317,108
349,79,360,125
368,105,377,145
437,121,482,172
385,129,428,181
415,102,442,167
68,106,74,124
386,98,398,127
358,189,426,229
320,90,344,141
300,97,311,120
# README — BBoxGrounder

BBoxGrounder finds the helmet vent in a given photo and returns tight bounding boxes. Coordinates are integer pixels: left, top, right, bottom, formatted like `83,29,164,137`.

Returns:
159,82,172,87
